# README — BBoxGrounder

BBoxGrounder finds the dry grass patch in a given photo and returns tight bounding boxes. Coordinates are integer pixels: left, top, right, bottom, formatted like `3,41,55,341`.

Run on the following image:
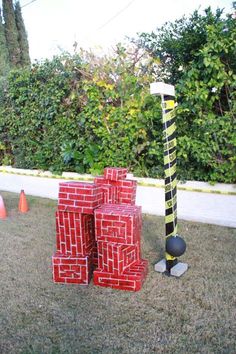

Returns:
0,191,235,354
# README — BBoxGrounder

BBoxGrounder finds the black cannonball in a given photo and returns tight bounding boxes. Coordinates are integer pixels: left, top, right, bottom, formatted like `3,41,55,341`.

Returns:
166,235,186,257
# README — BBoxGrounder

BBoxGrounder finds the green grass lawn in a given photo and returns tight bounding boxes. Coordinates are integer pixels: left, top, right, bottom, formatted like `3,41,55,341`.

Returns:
0,191,235,354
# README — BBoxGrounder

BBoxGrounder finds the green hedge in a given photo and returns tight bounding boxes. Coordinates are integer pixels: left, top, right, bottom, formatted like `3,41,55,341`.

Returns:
0,51,164,177
0,43,235,182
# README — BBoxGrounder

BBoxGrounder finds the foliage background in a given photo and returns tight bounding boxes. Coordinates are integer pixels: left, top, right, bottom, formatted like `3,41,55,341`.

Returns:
0,8,235,183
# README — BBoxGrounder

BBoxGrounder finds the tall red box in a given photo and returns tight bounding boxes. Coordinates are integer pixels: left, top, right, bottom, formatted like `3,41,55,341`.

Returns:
55,211,94,256
93,203,148,291
52,253,93,285
53,181,101,285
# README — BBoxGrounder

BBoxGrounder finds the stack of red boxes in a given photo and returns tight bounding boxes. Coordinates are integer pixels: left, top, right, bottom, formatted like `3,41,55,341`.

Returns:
93,204,148,291
95,167,137,205
52,167,148,291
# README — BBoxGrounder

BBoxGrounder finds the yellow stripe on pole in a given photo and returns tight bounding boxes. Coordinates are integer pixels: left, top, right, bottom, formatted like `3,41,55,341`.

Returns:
164,151,176,165
164,138,177,151
163,100,175,110
163,109,176,123
165,164,176,178
165,195,177,210
165,179,177,192
165,252,176,261
165,210,177,224
164,122,176,139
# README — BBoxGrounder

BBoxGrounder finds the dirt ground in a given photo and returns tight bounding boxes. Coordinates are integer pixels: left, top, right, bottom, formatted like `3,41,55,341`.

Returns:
0,191,235,354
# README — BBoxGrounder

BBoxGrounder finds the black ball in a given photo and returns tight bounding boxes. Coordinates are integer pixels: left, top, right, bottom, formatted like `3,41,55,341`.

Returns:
166,235,186,257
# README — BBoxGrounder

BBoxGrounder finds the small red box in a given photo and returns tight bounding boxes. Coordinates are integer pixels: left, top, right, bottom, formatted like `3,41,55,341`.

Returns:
93,259,148,291
94,177,137,205
94,204,142,244
58,182,103,214
97,241,140,274
52,253,93,285
104,167,127,181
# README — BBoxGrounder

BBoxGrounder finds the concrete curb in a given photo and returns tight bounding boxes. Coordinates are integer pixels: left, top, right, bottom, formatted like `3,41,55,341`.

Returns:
1,166,235,195
1,167,236,228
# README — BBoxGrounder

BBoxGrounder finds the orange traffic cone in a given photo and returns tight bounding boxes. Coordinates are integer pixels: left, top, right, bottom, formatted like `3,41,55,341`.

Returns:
18,190,29,213
0,195,7,219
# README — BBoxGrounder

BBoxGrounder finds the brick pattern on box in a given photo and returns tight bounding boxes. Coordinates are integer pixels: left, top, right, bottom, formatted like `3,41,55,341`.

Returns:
104,167,127,181
94,177,137,205
58,182,103,214
94,177,118,204
52,167,148,291
56,211,94,256
93,259,148,291
117,179,137,205
94,203,148,291
101,184,117,204
97,241,140,275
53,181,100,285
52,253,92,284
95,204,142,244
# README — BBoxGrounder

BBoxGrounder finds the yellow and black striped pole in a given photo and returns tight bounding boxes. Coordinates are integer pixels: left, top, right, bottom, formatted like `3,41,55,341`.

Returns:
150,82,187,276
161,94,178,271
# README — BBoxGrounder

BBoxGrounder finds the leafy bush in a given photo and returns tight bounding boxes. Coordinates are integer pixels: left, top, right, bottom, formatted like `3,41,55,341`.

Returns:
0,48,162,176
137,8,236,183
176,16,236,182
0,8,235,183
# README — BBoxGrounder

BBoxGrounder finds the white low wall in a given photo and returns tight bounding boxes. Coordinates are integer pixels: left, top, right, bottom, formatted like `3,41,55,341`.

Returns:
0,167,236,228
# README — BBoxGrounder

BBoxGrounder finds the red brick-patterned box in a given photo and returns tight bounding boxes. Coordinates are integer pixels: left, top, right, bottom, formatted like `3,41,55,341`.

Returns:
58,182,103,214
100,184,117,204
95,204,142,244
56,211,95,256
93,259,148,291
52,253,93,285
117,179,137,205
104,167,127,181
94,177,137,205
97,241,140,275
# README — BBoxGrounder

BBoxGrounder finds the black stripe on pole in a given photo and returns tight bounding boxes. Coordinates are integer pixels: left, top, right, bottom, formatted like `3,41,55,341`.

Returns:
165,172,177,185
164,158,177,170
165,130,176,142
166,221,175,236
166,216,177,235
166,203,177,216
164,146,176,156
163,117,176,129
164,95,175,100
165,186,177,202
